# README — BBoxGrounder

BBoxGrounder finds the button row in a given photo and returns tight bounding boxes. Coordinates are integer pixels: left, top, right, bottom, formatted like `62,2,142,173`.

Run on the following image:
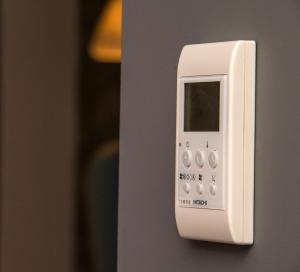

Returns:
182,150,218,169
183,182,217,196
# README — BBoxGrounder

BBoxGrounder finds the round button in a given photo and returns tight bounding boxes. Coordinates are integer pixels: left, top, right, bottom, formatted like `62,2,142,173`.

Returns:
196,183,204,195
208,150,218,169
182,150,192,168
183,183,191,194
195,151,205,168
209,184,217,196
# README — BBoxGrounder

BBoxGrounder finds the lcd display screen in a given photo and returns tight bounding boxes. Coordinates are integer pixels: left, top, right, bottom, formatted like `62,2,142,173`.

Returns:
184,81,220,131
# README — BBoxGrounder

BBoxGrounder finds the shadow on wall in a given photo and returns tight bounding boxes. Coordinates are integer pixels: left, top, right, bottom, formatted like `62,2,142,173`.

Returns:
78,0,121,271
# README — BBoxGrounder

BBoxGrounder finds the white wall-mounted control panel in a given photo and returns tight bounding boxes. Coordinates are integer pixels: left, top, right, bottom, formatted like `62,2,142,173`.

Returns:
175,41,256,244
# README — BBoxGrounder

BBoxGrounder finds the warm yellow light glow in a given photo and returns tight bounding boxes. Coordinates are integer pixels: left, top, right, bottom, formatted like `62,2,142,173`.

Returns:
89,0,122,63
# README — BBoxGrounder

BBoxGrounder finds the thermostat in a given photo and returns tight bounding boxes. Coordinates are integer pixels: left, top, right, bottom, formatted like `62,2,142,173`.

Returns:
175,41,256,244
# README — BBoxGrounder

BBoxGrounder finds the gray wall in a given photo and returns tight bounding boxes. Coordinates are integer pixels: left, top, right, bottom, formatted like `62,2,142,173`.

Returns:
118,0,300,271
0,0,77,271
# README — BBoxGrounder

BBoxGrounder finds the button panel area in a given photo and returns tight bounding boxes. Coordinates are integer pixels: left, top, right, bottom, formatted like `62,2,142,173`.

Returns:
195,150,205,168
183,182,191,194
209,183,217,196
208,150,218,168
182,150,192,168
196,183,204,195
177,140,224,210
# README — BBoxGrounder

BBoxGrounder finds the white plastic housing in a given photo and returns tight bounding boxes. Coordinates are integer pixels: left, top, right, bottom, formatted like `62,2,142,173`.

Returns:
175,41,256,244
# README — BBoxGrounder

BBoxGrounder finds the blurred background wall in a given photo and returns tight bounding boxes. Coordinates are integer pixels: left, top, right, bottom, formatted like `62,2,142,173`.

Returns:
0,0,121,271
0,0,77,271
78,0,120,271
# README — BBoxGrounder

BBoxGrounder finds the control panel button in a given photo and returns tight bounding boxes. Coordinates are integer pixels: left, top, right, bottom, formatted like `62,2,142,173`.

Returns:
209,184,217,196
183,183,191,194
208,150,218,168
195,151,205,168
182,150,192,168
196,183,204,195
